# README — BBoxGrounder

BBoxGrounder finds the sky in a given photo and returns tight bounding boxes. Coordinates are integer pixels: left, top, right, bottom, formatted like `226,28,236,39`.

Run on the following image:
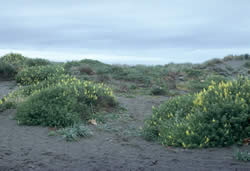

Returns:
0,0,250,65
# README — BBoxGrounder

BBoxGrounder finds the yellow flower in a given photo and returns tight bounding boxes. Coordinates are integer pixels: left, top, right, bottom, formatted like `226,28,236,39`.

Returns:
182,142,186,148
186,130,190,136
205,137,209,144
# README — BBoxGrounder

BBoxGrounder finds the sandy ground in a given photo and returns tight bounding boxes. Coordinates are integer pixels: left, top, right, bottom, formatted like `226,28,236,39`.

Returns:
0,80,250,171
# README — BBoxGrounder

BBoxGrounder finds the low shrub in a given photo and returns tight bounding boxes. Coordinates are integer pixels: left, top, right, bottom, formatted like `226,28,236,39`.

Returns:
15,76,116,127
143,77,250,148
234,149,250,161
16,65,65,85
150,86,168,95
79,65,95,75
0,97,16,111
64,59,110,75
56,124,93,141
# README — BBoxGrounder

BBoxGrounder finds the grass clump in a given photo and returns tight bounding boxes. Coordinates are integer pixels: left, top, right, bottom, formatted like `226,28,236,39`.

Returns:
16,75,116,127
16,65,65,85
234,148,250,162
55,124,93,141
143,77,250,148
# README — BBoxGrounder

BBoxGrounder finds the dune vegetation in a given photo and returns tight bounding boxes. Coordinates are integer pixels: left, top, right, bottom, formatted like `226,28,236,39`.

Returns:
0,53,249,153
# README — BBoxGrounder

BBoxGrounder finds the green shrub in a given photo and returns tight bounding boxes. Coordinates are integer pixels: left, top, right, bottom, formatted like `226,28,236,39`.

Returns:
244,61,250,68
79,65,95,75
150,86,168,95
234,148,250,161
0,53,27,68
25,58,51,67
16,76,116,127
111,66,151,85
143,77,250,148
16,65,65,85
0,97,16,111
187,74,228,92
96,74,111,83
64,59,110,75
0,61,17,79
202,58,223,67
184,68,204,79
16,86,81,127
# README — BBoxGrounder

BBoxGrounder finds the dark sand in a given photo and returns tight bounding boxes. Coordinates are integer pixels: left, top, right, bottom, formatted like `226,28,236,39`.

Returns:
0,80,249,171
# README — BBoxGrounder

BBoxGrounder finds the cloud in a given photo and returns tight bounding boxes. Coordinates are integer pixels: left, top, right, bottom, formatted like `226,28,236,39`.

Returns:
0,0,249,64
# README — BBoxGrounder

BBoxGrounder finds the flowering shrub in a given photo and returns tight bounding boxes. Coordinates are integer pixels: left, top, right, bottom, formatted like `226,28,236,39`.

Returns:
143,77,250,148
16,65,65,85
15,75,116,127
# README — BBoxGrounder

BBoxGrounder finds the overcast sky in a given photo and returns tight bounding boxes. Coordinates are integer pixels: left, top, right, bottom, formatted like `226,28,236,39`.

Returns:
0,0,249,65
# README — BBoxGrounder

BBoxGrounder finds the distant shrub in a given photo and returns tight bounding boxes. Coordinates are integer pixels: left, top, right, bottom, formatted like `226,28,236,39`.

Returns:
26,58,51,67
79,65,95,75
184,68,204,78
111,66,129,79
150,85,168,95
203,58,223,67
187,74,227,92
16,76,116,127
16,65,65,85
111,66,151,85
143,77,250,148
96,74,111,83
223,54,250,61
64,61,81,72
244,61,250,68
64,59,110,75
